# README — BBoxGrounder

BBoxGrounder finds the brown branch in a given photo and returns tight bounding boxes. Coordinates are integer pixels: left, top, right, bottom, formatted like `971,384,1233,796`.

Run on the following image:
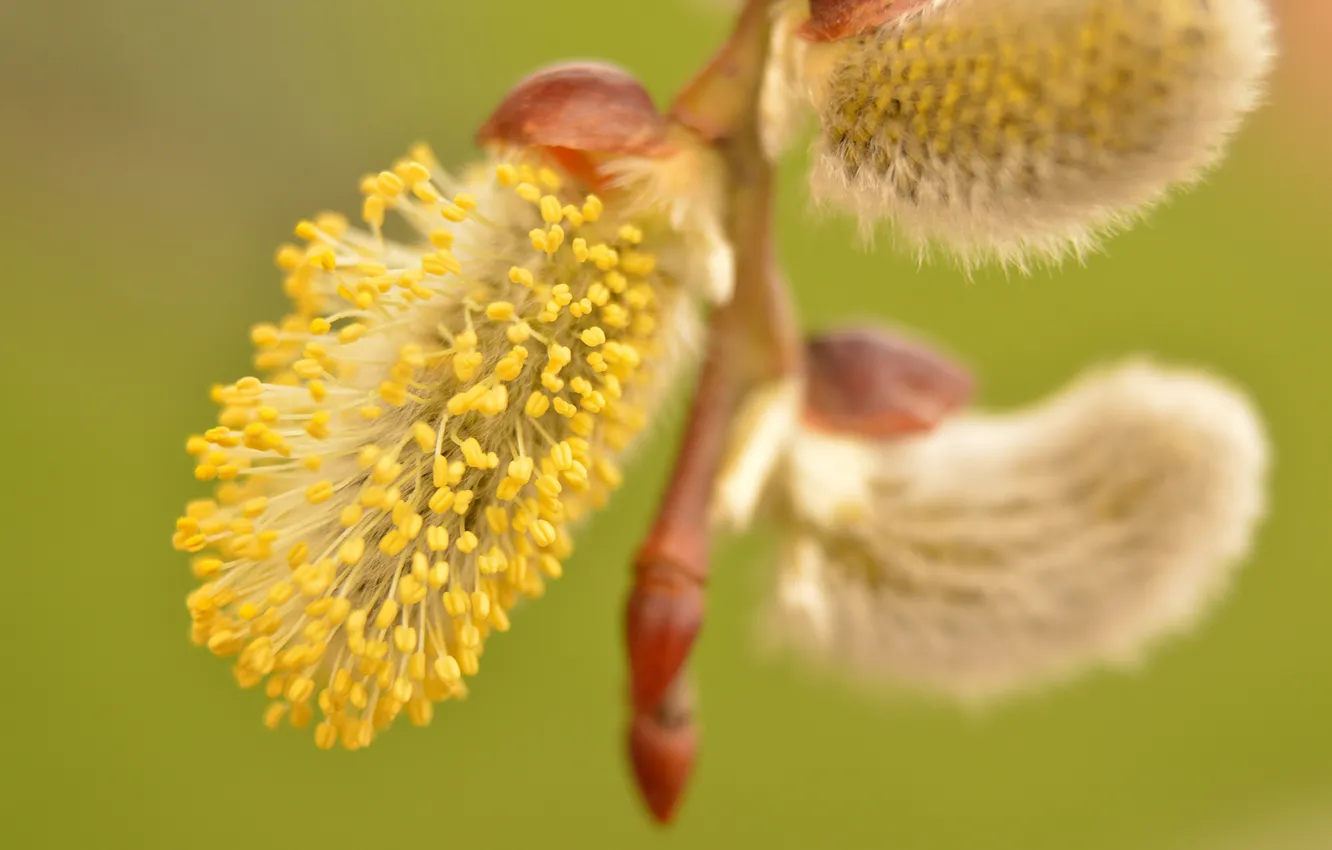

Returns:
670,0,780,143
624,0,804,826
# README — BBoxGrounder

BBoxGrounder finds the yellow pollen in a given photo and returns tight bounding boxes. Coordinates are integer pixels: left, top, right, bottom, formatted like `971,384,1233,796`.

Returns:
509,266,534,287
376,171,405,196
540,195,563,224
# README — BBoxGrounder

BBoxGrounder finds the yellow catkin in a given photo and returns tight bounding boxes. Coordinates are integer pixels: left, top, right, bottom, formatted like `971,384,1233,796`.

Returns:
175,147,692,751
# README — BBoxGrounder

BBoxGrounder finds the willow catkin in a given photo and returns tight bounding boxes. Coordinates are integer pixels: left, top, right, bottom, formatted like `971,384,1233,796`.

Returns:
174,151,706,749
762,360,1269,701
809,0,1276,267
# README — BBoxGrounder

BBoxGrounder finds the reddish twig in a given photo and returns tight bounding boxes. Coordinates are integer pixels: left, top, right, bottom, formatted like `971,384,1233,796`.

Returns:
624,0,802,826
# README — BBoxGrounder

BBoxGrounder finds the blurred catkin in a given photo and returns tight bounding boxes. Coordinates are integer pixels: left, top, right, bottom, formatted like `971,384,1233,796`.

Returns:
762,360,1269,700
798,0,1276,267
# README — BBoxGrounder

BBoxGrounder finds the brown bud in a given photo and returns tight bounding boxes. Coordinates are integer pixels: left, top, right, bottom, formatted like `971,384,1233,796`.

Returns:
627,683,698,825
802,324,974,438
475,61,673,157
800,0,930,42
625,557,705,714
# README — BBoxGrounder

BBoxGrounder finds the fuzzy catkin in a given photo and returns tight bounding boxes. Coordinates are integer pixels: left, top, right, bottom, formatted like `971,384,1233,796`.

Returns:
810,0,1276,268
175,152,705,749
763,361,1269,701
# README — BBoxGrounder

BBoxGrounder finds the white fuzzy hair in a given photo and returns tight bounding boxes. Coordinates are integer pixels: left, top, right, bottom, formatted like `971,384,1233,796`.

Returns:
597,140,737,304
758,359,1270,702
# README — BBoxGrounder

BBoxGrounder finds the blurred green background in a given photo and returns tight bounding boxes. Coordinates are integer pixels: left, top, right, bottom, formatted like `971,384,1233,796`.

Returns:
2,1,1329,848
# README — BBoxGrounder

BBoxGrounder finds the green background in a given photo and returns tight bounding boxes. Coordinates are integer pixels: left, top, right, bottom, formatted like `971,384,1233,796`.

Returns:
2,1,1329,848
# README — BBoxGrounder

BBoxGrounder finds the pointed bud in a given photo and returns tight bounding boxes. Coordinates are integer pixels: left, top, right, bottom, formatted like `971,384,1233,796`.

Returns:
805,0,1276,267
803,324,973,438
627,688,698,825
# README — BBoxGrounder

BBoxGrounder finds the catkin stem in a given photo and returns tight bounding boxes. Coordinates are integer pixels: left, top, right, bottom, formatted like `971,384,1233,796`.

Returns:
644,0,803,592
626,0,804,824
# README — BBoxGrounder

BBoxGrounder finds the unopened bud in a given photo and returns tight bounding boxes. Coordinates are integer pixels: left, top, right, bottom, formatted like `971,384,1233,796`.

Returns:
627,682,698,825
